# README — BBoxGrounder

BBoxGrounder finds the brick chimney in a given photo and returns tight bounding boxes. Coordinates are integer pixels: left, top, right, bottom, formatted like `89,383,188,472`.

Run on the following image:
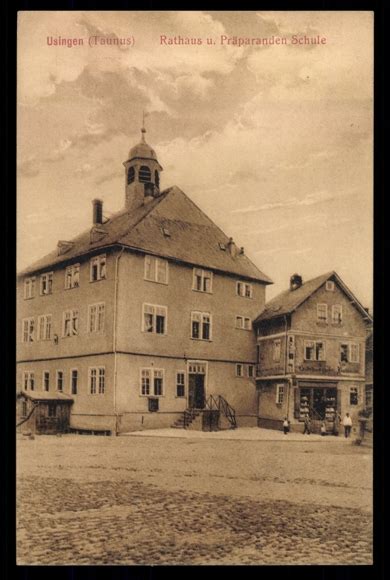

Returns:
92,199,103,225
290,273,303,291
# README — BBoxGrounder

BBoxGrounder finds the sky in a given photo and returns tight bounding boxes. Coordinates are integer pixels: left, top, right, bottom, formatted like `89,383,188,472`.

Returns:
17,11,373,309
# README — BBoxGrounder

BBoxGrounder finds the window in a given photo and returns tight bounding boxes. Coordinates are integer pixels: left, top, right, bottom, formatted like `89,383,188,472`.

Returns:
63,309,79,337
176,372,185,397
143,304,167,335
326,281,335,291
56,371,64,392
236,316,251,330
273,339,281,362
191,311,211,340
276,384,285,404
24,277,36,299
144,255,168,284
90,254,106,282
22,318,35,343
23,372,35,391
317,304,328,323
304,340,326,361
89,367,105,394
193,268,213,293
340,343,359,363
332,305,343,325
236,364,243,377
248,365,254,378
88,303,105,333
236,281,253,298
140,368,165,397
127,166,135,184
139,165,151,183
22,401,28,417
43,371,50,392
350,387,359,405
65,264,80,289
38,315,52,341
350,343,360,363
48,403,57,418
40,272,53,295
70,369,78,395
365,385,373,410
155,170,160,188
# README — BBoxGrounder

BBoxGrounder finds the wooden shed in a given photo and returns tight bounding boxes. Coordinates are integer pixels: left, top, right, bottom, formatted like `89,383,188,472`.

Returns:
16,391,73,435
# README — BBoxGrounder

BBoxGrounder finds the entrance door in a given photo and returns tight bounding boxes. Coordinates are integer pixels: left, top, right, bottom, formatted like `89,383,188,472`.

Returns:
188,374,205,409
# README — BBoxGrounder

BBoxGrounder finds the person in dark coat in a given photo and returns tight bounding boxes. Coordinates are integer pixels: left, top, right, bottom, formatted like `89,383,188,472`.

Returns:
303,415,311,435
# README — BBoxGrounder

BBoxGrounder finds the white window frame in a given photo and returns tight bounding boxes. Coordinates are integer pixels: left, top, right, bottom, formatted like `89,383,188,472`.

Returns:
236,363,244,377
247,365,254,378
236,281,253,298
88,302,105,333
23,371,35,391
192,268,213,293
176,371,186,397
23,277,36,299
273,339,282,362
22,317,35,343
317,303,328,323
63,309,79,337
340,342,360,363
65,263,80,289
235,316,251,330
326,281,335,291
37,314,52,341
89,366,105,395
139,368,165,397
70,369,78,395
304,340,326,361
42,370,50,392
144,255,168,285
56,370,64,392
40,272,53,296
191,311,212,341
142,303,168,335
90,254,106,282
276,384,285,404
332,304,343,325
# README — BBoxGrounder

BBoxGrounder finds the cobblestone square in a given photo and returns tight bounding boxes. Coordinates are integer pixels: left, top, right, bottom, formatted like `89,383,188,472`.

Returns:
16,430,372,565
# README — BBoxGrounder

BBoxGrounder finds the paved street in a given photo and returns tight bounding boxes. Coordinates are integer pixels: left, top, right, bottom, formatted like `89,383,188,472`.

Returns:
16,430,372,565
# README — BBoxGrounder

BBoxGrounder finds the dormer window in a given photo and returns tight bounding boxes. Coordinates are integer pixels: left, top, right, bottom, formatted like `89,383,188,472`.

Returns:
127,166,135,184
90,254,106,282
139,166,151,183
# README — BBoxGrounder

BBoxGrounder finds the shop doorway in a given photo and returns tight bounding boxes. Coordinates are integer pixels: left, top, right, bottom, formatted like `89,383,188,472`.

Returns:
298,386,338,421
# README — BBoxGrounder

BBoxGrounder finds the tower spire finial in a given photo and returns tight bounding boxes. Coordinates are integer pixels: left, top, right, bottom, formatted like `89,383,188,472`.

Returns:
141,110,147,142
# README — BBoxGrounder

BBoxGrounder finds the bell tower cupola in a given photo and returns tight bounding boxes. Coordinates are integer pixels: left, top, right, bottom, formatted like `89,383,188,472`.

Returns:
123,115,163,210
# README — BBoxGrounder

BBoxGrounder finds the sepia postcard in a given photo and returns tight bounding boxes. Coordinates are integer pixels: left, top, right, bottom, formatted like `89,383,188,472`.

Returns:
16,10,373,566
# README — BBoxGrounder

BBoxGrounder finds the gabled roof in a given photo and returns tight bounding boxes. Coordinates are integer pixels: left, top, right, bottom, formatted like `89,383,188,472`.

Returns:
18,186,272,284
18,391,74,403
254,271,372,324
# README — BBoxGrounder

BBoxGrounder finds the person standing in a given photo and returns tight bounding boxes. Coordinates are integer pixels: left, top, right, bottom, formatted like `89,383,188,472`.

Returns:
283,417,290,435
303,415,311,435
343,412,353,438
